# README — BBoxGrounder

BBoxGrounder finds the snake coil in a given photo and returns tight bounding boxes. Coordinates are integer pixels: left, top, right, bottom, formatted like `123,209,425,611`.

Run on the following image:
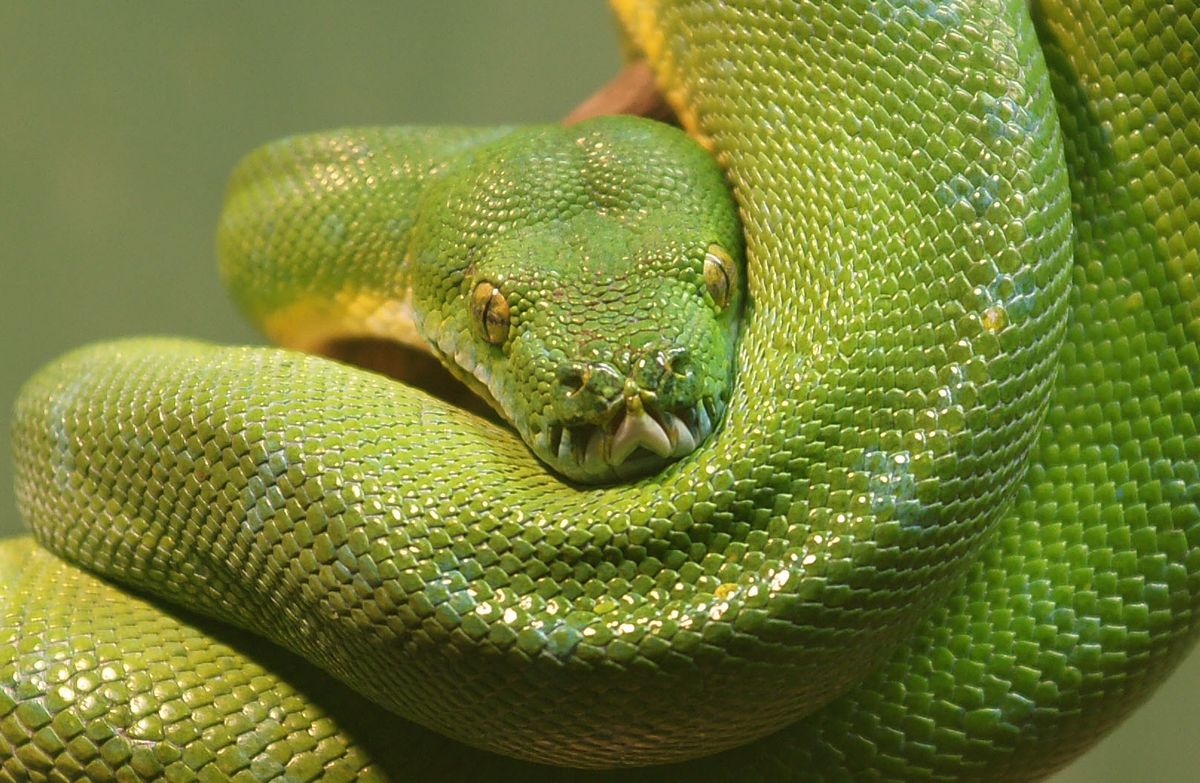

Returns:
2,1,1198,780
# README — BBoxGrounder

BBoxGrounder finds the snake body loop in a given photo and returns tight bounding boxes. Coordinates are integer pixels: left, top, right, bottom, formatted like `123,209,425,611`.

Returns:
2,0,1198,780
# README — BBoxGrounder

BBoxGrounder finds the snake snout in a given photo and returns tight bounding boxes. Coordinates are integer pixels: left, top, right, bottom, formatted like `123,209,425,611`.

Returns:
554,360,623,406
540,345,718,481
556,346,693,404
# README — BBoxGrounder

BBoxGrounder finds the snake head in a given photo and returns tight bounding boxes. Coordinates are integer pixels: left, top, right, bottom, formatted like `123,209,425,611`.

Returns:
410,116,743,483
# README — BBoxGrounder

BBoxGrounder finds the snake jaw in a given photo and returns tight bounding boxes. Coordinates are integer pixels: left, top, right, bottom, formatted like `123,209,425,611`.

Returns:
538,394,719,481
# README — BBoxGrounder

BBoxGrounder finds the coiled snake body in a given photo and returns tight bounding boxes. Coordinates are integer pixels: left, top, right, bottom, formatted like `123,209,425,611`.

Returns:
3,1,1198,780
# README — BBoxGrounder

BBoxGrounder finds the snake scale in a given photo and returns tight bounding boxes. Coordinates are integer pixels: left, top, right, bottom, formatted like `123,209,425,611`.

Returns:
3,0,1199,780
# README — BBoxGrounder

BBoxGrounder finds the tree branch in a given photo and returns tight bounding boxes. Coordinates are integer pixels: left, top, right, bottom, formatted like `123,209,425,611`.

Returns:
564,61,675,125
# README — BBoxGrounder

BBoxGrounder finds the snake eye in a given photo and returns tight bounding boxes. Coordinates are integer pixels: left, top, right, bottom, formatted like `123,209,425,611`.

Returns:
471,281,510,344
704,244,736,310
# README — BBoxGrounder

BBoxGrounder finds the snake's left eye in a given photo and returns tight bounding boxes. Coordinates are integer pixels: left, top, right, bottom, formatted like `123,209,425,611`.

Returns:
471,281,510,344
704,245,736,310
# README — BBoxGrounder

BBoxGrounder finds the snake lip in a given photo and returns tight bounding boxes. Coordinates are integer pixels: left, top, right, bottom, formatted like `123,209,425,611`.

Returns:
539,395,719,478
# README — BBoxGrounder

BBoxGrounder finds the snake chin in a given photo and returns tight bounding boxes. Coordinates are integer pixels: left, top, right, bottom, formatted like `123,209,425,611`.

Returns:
535,395,720,482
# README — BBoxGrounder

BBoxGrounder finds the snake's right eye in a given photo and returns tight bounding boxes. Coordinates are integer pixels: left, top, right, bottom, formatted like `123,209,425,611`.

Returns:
704,244,736,310
471,281,510,345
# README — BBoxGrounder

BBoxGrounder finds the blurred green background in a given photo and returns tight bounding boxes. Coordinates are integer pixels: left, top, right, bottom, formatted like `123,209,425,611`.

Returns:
0,3,1195,780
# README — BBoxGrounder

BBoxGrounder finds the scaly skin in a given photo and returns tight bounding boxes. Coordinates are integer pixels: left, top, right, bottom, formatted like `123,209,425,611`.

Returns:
2,1,1198,781
9,9,1071,771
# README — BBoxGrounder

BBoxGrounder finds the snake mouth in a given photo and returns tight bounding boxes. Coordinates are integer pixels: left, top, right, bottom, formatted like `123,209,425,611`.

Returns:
537,395,721,480
421,331,724,481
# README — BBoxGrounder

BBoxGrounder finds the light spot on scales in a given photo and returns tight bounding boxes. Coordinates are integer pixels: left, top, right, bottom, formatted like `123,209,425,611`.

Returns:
873,0,963,26
973,254,1038,333
862,448,925,527
48,374,90,492
319,213,347,244
982,305,1009,332
935,169,1001,218
981,94,1037,142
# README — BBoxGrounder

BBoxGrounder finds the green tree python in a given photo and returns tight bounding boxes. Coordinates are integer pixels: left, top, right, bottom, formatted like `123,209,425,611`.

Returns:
3,0,1198,780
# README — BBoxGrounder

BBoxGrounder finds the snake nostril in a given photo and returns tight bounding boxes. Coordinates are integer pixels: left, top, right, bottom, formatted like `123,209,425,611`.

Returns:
555,363,588,396
665,347,691,377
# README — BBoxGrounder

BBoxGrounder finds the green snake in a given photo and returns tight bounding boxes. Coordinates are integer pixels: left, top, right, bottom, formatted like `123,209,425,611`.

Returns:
3,0,1198,780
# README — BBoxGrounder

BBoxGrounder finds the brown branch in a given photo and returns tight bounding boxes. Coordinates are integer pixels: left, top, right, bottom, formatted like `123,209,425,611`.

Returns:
564,61,676,125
